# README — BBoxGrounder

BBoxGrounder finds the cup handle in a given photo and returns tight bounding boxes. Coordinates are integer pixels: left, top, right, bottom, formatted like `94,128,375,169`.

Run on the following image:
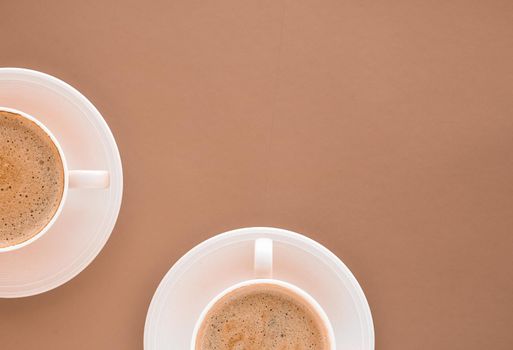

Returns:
69,170,110,189
254,238,273,278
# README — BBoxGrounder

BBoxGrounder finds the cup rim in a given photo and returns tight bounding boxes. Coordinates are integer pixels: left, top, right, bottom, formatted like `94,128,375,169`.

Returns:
0,106,69,253
190,278,337,350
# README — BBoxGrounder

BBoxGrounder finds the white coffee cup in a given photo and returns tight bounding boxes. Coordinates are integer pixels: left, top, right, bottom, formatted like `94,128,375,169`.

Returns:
0,106,110,253
191,238,337,349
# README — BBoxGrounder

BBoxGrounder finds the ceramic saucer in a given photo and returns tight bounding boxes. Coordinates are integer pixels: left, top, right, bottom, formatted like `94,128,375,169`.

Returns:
0,68,123,298
144,227,374,349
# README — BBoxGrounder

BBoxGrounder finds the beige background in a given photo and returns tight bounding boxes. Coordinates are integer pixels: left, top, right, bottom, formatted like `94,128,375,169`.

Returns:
1,1,513,349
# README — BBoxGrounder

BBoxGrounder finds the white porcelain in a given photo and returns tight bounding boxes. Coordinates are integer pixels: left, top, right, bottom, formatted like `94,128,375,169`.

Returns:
190,238,337,349
0,106,110,253
145,227,374,350
0,68,123,297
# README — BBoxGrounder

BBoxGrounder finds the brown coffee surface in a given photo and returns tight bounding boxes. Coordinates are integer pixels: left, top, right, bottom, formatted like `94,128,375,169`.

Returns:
196,283,329,350
0,111,65,248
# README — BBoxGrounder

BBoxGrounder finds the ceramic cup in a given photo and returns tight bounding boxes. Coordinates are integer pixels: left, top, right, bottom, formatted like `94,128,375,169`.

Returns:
0,106,110,253
190,238,337,349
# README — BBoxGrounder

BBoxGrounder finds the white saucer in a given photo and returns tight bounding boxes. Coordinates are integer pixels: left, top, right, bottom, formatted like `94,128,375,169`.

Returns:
0,68,123,298
144,227,374,349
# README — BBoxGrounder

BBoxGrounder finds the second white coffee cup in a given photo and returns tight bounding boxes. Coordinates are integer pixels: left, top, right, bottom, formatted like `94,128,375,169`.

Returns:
190,238,337,349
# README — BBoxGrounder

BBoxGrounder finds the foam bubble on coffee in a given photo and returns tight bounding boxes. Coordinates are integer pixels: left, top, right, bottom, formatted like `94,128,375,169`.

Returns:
0,111,64,248
196,283,330,350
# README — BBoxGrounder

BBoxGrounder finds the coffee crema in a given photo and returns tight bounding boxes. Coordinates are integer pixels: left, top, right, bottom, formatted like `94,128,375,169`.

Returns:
0,111,65,248
195,283,330,350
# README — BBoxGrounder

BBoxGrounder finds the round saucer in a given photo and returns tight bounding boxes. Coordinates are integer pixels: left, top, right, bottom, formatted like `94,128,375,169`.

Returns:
0,68,123,298
144,227,374,349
